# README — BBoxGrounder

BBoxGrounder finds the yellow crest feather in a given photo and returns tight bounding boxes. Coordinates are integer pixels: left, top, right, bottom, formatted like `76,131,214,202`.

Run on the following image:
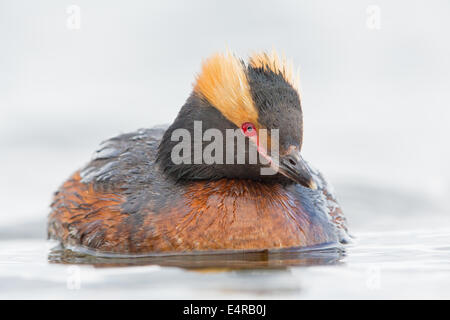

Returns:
249,50,299,91
194,51,259,128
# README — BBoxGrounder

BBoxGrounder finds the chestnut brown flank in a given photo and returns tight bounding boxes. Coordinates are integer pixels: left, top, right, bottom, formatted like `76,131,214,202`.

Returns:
48,172,337,253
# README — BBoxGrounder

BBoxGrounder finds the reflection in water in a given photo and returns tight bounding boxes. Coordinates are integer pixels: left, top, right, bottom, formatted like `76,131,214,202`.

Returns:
48,243,345,270
4,229,450,298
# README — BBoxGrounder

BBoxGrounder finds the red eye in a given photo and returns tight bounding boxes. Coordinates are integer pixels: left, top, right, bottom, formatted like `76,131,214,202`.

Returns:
241,122,256,137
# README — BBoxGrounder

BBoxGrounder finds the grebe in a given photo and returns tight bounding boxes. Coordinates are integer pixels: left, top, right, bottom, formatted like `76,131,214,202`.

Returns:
48,51,348,254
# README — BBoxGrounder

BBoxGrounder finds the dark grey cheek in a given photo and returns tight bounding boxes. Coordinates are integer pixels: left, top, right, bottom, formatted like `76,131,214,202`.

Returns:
271,117,302,149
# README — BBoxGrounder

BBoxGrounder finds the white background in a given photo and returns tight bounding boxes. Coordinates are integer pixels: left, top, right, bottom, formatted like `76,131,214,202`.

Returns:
1,0,449,228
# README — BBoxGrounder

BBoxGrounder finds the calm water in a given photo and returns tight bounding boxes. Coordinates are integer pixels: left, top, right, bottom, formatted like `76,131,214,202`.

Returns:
1,0,450,300
1,229,450,299
1,175,450,299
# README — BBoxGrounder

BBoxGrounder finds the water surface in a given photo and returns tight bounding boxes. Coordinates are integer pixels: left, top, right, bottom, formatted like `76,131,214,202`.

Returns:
2,209,450,299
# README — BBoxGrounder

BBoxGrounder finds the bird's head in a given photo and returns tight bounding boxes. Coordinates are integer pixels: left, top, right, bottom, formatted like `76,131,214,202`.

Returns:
157,50,316,189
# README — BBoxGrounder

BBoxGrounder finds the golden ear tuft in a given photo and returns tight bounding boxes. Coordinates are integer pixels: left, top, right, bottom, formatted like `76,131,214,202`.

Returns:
194,51,259,128
249,50,299,91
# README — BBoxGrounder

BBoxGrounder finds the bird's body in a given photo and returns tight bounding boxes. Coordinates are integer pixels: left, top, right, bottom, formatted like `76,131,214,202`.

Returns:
48,51,349,254
48,127,347,253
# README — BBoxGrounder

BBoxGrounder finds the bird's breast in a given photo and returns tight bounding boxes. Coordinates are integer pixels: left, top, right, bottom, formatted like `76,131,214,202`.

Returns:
139,179,338,252
49,173,339,254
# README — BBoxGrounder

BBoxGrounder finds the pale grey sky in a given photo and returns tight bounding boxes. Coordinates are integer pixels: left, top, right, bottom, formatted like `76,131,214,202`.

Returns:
1,1,449,224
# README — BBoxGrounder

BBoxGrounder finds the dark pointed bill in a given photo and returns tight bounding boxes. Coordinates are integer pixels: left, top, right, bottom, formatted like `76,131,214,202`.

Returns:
277,151,317,189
